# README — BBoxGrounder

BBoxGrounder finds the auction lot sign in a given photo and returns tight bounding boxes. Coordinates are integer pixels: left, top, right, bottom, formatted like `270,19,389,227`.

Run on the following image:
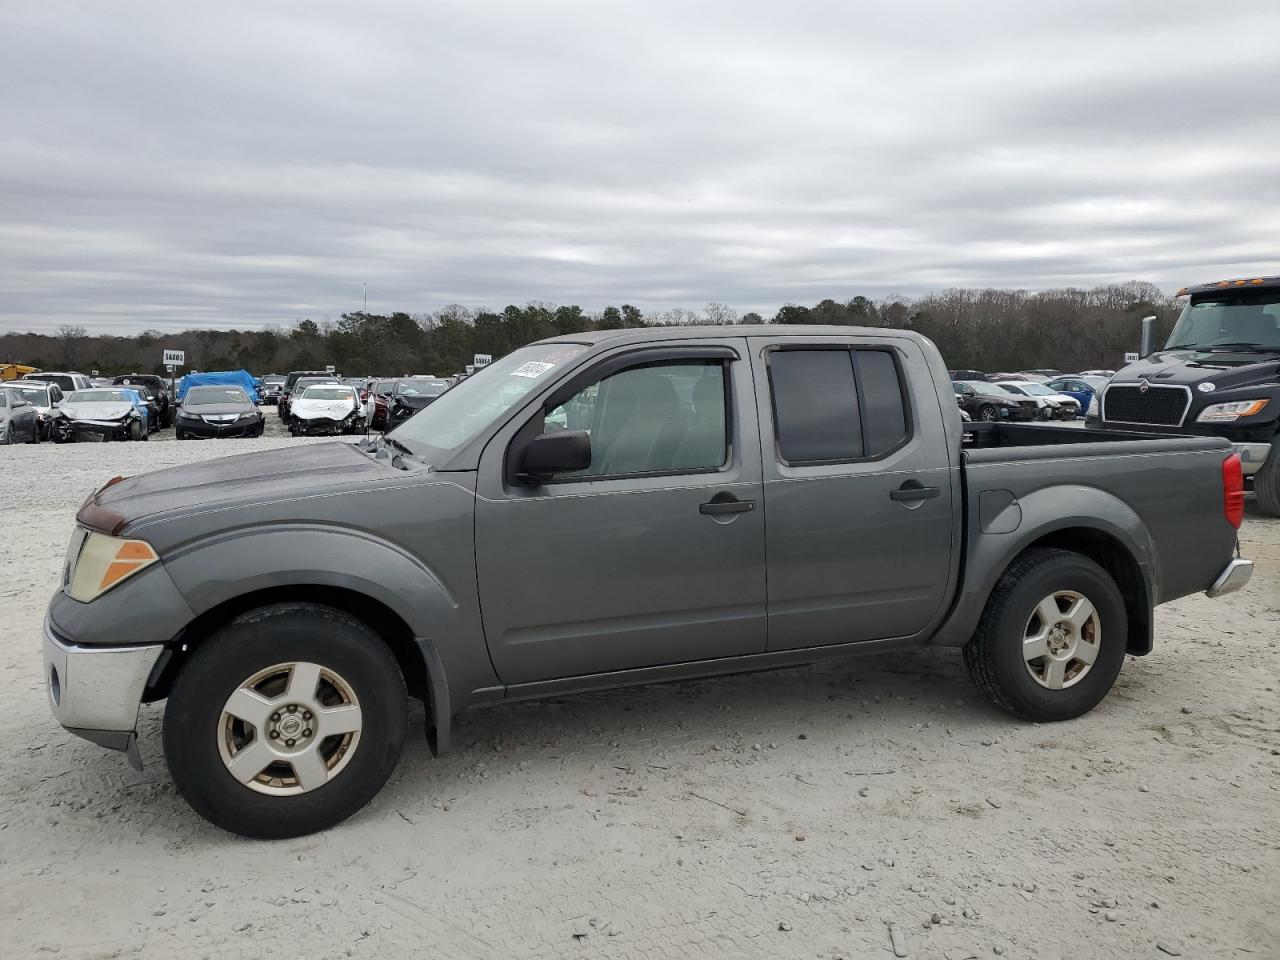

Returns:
163,349,185,366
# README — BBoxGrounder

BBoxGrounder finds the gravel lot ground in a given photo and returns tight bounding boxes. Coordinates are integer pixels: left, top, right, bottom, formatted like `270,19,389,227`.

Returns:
1,424,1277,960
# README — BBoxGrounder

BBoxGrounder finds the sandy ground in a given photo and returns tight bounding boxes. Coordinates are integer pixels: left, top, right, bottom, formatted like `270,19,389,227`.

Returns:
1,421,1277,960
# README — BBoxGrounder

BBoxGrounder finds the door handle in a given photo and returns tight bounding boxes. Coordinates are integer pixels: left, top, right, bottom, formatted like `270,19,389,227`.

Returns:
890,481,940,502
700,493,755,515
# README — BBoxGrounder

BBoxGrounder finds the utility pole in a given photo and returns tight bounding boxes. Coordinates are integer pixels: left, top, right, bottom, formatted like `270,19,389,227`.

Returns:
362,282,367,313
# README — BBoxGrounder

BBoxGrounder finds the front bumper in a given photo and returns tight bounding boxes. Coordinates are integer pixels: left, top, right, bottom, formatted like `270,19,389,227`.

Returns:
1206,558,1253,598
42,618,164,768
178,417,261,438
61,419,132,441
294,416,360,435
1232,442,1272,477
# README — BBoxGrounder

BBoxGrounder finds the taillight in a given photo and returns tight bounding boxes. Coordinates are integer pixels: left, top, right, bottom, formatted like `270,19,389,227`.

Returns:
1223,454,1244,528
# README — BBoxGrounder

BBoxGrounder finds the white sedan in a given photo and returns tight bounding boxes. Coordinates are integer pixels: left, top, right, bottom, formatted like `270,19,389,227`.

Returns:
289,385,367,436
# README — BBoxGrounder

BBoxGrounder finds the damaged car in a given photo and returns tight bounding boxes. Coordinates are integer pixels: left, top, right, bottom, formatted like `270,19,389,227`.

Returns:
52,387,151,442
386,377,451,426
289,384,366,436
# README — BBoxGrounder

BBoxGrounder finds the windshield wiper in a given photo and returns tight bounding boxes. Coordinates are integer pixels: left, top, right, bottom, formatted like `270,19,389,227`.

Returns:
383,435,416,457
1166,342,1199,350
1202,341,1278,352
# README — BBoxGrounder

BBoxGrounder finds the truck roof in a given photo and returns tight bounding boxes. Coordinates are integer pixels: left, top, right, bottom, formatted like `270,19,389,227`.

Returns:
541,324,932,346
1176,275,1280,296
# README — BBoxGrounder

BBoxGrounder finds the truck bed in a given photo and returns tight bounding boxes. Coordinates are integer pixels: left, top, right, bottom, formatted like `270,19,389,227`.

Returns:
955,421,1235,614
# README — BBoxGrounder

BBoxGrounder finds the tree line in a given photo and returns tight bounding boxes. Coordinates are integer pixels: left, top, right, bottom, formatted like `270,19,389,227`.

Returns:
1,281,1178,378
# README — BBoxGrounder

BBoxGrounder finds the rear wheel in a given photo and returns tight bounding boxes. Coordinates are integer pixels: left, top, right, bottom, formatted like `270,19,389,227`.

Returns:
164,603,408,839
1255,437,1280,517
2,422,13,445
964,548,1127,722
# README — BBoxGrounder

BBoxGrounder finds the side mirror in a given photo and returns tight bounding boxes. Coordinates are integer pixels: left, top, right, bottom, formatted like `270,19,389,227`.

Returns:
519,430,591,483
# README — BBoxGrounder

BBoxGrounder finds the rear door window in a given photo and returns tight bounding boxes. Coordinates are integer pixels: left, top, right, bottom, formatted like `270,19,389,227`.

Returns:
768,347,911,465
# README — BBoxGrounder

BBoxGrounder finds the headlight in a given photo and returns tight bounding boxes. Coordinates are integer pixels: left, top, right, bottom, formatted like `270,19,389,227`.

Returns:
1196,399,1270,423
67,532,159,602
1087,394,1100,416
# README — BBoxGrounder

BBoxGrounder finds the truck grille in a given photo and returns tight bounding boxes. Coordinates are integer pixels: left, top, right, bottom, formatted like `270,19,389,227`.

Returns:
1102,384,1190,426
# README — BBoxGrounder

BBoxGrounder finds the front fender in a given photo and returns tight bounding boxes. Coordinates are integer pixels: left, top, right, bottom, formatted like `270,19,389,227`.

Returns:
932,484,1156,647
162,523,497,749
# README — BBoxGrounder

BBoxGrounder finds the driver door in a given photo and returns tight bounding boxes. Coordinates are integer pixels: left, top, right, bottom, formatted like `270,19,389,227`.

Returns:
473,339,767,685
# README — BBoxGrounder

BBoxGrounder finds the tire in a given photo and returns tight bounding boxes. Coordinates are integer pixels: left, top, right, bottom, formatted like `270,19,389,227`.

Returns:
252,420,265,438
1255,437,1280,517
978,405,997,422
28,421,40,444
129,420,143,441
2,423,13,445
163,602,408,839
963,548,1127,722
1036,407,1052,421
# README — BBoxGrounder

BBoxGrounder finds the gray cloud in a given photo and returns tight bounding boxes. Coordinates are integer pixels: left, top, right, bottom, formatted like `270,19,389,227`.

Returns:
2,0,1277,333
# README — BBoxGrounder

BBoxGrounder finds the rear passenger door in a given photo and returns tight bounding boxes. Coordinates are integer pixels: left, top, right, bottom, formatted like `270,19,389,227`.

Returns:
752,337,956,649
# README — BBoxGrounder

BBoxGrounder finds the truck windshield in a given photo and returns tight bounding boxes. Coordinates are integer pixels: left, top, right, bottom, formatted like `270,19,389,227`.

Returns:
1166,290,1280,351
388,342,589,458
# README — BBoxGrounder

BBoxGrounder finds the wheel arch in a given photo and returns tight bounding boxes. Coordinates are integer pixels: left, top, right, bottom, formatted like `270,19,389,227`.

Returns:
146,584,454,754
934,484,1157,655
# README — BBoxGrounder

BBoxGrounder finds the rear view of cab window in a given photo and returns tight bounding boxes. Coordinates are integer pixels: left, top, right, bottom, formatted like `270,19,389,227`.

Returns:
769,350,862,463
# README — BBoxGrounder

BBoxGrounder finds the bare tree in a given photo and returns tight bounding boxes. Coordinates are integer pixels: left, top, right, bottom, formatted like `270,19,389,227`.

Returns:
55,324,88,369
703,302,739,325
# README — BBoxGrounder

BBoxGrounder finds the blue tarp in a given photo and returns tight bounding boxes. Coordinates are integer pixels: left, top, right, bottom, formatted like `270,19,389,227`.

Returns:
177,370,260,404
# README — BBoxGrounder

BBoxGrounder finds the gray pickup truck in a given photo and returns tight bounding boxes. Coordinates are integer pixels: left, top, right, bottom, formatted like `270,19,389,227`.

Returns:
42,326,1253,838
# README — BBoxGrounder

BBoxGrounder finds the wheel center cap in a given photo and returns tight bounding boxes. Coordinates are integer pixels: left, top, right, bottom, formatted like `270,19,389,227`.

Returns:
1048,625,1071,655
279,715,304,737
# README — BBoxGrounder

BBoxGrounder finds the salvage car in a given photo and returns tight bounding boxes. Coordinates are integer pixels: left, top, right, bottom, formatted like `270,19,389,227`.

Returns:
289,383,365,435
7,380,63,439
993,381,1080,420
52,387,150,441
112,374,174,427
42,325,1252,838
175,386,266,439
1,386,41,443
278,370,333,418
280,376,337,423
386,377,450,426
953,380,1034,421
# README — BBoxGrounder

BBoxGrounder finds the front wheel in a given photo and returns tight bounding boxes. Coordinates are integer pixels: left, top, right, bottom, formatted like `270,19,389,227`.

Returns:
978,405,997,422
964,548,1127,722
129,419,143,441
163,603,408,838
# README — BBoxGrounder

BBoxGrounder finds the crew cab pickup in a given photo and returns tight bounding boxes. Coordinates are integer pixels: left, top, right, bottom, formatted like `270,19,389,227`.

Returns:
42,326,1253,838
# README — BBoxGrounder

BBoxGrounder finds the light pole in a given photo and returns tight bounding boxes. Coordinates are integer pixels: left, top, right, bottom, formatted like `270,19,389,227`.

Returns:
362,282,367,313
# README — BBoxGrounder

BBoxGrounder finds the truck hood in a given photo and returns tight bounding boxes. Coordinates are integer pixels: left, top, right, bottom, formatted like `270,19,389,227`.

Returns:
1115,348,1280,391
90,442,387,534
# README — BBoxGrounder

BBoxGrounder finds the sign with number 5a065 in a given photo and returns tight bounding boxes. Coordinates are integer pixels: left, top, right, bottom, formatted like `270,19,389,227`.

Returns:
163,349,185,366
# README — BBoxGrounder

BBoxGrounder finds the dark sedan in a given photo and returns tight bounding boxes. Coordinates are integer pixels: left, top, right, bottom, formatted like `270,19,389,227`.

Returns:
175,386,266,439
386,377,451,426
952,380,1037,422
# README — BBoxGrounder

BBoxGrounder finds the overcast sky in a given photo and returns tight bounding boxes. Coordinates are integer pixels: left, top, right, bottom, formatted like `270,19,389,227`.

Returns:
2,1,1277,334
